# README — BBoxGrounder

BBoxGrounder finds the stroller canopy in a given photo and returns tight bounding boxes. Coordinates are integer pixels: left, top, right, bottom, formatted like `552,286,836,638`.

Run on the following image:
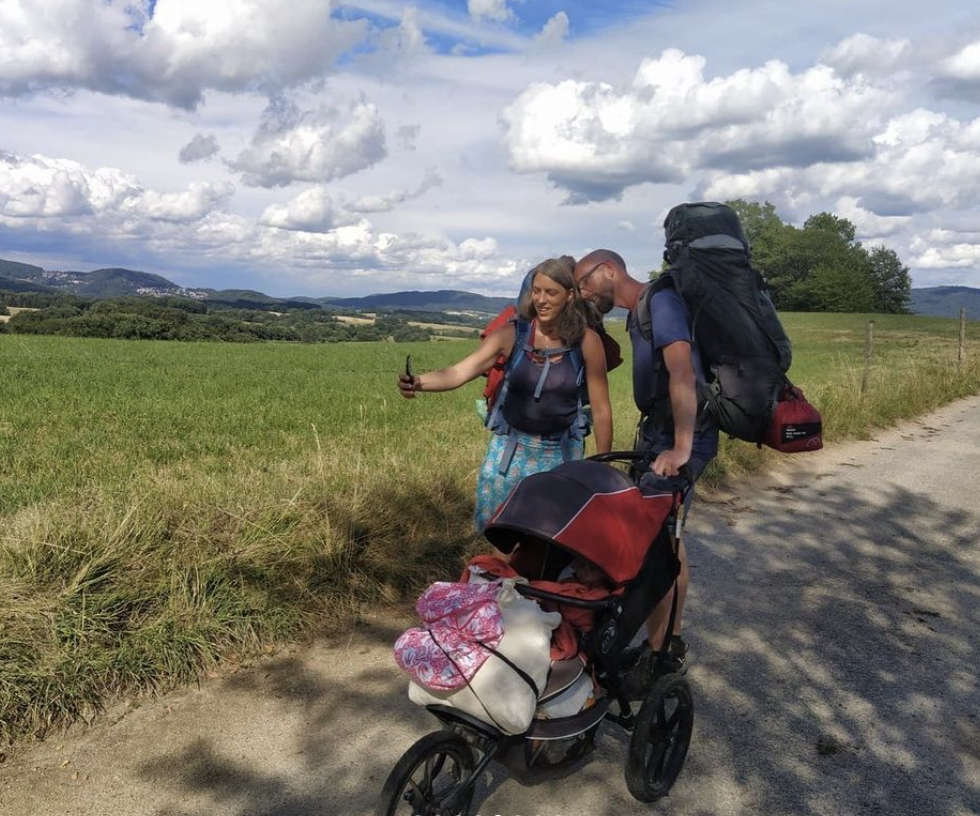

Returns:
484,460,674,585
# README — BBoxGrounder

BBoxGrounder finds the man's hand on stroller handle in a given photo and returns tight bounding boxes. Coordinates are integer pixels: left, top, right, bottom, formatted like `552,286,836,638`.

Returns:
651,448,689,478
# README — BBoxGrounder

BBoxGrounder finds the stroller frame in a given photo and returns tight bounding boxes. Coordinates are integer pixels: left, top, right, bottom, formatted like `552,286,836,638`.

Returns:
381,452,696,815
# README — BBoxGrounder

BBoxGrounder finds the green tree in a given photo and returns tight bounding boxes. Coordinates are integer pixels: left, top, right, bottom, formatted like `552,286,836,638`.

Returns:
724,200,911,314
803,212,857,244
804,263,875,312
727,199,788,272
866,245,912,314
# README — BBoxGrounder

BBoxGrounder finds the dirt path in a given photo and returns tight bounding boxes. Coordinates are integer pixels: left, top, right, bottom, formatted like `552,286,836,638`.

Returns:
3,396,980,816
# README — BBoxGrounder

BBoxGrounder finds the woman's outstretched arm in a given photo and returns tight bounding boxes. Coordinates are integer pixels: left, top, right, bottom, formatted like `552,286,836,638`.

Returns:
397,324,516,398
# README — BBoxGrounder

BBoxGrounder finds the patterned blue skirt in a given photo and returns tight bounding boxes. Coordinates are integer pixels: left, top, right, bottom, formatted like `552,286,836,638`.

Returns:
473,431,584,532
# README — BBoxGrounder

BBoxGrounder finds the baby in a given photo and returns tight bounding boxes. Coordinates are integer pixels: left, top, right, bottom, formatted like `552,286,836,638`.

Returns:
560,555,609,587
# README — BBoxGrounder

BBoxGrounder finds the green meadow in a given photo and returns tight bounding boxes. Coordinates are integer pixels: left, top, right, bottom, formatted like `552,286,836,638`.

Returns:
1,313,979,745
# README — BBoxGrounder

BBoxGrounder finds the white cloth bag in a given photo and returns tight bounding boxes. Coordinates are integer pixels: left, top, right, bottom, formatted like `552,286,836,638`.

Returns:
407,579,561,735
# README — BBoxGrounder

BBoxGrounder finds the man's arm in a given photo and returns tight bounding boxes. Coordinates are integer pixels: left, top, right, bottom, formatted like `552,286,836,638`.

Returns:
651,339,698,476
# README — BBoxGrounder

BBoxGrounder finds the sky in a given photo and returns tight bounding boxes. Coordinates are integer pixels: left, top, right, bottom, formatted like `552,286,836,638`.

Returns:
2,0,980,297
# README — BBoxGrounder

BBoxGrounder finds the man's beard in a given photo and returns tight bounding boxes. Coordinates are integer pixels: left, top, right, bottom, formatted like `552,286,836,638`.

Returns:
593,293,615,314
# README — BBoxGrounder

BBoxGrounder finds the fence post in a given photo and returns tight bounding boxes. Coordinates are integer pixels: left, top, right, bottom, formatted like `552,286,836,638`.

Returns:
958,308,967,367
861,319,875,395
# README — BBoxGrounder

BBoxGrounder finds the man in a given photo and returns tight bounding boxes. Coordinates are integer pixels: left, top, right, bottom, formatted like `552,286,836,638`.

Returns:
573,249,719,685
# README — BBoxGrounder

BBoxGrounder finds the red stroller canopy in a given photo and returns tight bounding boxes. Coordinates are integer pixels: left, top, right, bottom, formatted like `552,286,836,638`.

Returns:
484,460,674,586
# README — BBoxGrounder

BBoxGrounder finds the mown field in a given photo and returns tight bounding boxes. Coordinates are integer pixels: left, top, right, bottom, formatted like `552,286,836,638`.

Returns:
1,313,979,746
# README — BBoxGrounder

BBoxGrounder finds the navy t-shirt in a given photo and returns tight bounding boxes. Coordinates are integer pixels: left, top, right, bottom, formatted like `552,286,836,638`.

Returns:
627,287,719,461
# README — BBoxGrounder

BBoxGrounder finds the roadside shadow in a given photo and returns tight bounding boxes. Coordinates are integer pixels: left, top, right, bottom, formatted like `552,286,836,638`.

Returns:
680,475,980,816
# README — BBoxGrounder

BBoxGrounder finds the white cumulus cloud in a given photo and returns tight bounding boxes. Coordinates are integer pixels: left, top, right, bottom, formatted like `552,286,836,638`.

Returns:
0,149,524,293
0,0,368,108
259,187,353,233
0,152,137,218
941,40,980,81
909,237,980,269
347,168,442,213
821,33,910,78
178,134,221,164
834,196,911,239
502,49,892,202
534,12,569,49
230,97,387,188
0,151,231,224
134,182,235,223
468,0,513,23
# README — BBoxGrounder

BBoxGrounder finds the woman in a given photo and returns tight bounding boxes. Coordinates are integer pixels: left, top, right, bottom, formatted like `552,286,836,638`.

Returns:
398,255,613,530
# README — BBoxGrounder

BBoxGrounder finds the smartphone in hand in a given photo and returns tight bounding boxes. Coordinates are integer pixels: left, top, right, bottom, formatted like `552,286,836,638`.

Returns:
399,354,416,398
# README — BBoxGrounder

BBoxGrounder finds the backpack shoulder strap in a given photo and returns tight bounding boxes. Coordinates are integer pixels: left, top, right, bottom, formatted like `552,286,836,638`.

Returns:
636,274,677,344
569,342,585,384
509,317,533,359
486,318,529,431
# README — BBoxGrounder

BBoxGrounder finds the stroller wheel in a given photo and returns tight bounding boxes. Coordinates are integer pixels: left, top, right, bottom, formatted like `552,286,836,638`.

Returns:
625,672,694,802
380,731,476,816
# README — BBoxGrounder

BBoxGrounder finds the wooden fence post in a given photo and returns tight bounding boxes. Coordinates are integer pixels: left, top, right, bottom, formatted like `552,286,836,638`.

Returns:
958,308,967,367
861,319,875,395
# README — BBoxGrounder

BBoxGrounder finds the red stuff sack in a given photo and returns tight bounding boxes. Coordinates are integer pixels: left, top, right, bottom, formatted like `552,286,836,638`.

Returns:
481,304,519,410
763,383,823,453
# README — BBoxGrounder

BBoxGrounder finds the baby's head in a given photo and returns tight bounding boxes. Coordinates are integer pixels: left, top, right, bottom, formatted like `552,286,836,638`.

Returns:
570,556,606,585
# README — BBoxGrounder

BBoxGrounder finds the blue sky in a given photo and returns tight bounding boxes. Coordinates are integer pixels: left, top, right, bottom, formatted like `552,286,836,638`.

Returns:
2,0,980,297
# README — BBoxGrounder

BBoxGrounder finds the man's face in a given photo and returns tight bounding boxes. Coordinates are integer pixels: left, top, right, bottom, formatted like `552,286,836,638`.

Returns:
574,260,615,314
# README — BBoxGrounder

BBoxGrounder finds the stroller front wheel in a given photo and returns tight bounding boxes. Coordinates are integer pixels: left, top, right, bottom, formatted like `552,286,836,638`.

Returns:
380,731,476,816
625,672,694,802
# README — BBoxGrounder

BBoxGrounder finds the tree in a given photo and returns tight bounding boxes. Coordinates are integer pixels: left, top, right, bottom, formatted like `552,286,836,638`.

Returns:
727,199,787,271
866,246,912,314
804,263,875,313
724,200,913,314
803,212,857,244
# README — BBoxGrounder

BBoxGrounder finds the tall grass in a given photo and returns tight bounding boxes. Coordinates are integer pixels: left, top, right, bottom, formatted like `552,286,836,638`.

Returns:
1,313,979,745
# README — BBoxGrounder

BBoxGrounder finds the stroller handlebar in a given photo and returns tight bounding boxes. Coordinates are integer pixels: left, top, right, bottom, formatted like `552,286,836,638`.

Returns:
514,583,618,611
587,450,694,493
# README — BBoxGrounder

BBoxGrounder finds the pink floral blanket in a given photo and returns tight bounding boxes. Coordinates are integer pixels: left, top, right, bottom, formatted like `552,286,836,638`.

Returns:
394,581,504,691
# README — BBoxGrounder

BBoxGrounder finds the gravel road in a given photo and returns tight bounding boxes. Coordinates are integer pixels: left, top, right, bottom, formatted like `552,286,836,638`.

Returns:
3,396,980,816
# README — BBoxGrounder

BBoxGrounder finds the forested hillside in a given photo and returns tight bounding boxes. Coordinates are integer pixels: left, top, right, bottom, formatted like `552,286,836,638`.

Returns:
910,286,980,319
0,292,474,343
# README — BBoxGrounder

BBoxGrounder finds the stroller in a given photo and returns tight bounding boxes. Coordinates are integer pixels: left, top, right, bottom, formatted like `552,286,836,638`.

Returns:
381,452,695,814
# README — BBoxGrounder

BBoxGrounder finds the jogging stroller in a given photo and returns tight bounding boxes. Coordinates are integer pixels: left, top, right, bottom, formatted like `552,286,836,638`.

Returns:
381,452,694,814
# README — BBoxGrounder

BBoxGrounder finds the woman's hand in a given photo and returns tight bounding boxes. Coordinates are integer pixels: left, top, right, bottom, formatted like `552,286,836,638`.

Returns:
397,373,420,398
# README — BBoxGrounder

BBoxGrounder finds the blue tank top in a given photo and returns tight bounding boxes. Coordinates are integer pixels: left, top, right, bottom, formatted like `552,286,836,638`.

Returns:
500,345,580,436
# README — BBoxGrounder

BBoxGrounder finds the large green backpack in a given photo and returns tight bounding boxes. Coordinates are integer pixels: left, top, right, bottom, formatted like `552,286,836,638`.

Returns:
637,202,793,444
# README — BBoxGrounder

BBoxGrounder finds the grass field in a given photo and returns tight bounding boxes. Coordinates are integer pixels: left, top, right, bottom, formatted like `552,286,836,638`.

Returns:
1,312,979,746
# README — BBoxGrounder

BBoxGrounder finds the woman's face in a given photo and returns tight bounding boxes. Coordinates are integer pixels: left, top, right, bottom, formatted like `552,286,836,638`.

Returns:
531,272,572,321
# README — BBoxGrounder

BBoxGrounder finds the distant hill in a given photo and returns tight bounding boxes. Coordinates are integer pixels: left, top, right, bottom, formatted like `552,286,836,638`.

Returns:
0,261,206,299
911,286,980,320
70,268,192,298
0,259,512,315
0,260,310,308
316,290,512,314
0,259,46,280
201,289,321,311
2,257,635,322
